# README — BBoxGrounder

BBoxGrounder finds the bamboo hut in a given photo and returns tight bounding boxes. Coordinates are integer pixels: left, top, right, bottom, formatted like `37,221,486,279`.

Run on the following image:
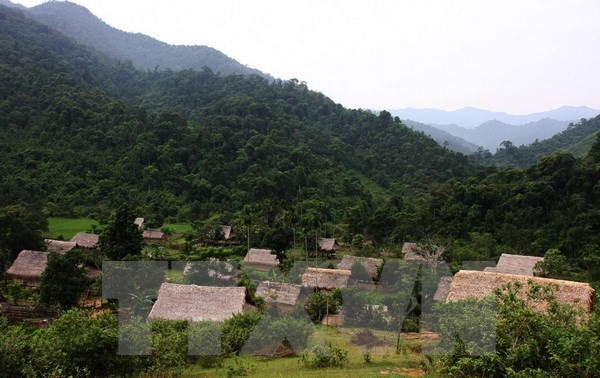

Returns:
483,253,544,276
44,239,76,254
318,238,340,256
143,228,165,240
447,270,595,315
243,248,279,270
6,250,49,286
70,232,99,249
337,255,383,280
148,283,252,322
256,281,303,307
301,268,351,290
134,218,145,229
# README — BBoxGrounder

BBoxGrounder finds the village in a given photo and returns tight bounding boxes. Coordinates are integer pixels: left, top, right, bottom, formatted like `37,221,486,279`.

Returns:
1,215,595,373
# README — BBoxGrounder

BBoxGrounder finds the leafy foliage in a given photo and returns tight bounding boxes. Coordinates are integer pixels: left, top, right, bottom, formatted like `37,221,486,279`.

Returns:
39,250,88,309
99,205,143,260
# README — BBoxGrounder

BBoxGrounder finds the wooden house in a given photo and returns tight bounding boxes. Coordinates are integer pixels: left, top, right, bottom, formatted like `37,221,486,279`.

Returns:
147,283,253,322
243,248,279,270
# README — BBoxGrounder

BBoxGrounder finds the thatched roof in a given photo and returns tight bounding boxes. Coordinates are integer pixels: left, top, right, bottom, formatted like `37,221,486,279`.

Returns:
243,248,279,269
143,228,165,240
483,253,543,276
301,268,351,290
6,250,48,284
401,242,425,261
318,238,340,252
221,225,235,240
337,255,383,279
44,239,76,254
148,283,249,322
134,218,145,229
433,276,453,302
70,232,99,249
447,270,595,314
256,281,303,306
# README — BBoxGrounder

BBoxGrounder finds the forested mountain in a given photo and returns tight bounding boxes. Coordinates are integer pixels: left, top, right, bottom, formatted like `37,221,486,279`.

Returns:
391,106,600,129
419,133,600,278
473,116,600,167
0,5,478,228
429,118,572,151
23,1,271,78
402,119,480,154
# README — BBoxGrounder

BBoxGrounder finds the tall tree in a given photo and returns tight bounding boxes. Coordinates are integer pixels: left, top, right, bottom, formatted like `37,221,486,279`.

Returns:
39,250,88,309
100,205,143,260
0,205,47,274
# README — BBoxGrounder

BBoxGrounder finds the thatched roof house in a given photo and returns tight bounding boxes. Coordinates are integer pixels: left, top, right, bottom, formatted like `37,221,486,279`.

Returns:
318,238,340,254
147,283,251,322
433,276,453,302
483,253,543,276
134,218,145,229
70,232,99,249
221,225,235,241
243,248,279,270
143,228,165,240
337,255,383,280
6,250,49,286
256,281,303,306
44,239,76,254
447,270,595,314
302,268,351,290
401,242,425,261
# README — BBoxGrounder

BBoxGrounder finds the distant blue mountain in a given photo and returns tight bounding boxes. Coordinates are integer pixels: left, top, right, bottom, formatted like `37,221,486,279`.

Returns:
390,106,600,129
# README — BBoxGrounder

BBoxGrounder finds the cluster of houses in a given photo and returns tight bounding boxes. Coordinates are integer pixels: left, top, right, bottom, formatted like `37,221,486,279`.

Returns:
6,233,102,287
149,243,594,325
4,228,595,327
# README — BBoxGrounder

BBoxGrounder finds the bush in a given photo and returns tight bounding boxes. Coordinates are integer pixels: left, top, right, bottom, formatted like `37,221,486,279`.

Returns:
304,291,341,323
189,321,223,367
221,312,261,355
301,344,348,368
242,315,313,355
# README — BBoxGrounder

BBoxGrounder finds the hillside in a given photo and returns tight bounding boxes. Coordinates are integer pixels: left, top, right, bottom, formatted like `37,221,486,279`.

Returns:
474,116,600,167
430,118,572,151
24,1,271,78
402,119,480,154
0,5,478,230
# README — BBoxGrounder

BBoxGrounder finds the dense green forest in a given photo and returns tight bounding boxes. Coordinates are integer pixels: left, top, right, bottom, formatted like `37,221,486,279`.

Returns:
0,5,478,227
474,116,600,167
1,3,600,282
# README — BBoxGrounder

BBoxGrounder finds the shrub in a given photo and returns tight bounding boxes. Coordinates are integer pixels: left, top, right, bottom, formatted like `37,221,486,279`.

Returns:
189,321,222,367
304,291,341,323
242,315,313,355
301,344,348,368
221,312,261,355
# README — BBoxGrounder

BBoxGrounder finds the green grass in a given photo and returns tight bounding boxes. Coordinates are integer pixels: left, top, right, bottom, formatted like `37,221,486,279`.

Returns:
182,326,439,377
164,223,193,233
43,217,100,240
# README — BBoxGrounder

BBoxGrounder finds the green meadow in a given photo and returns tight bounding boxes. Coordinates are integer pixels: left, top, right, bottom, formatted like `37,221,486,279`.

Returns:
43,218,100,240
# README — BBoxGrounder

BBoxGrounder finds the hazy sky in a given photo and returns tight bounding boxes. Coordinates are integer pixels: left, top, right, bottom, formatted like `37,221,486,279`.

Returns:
13,0,600,114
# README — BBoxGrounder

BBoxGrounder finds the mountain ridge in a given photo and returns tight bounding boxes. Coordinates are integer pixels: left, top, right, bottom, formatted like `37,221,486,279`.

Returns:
20,1,272,79
390,105,600,129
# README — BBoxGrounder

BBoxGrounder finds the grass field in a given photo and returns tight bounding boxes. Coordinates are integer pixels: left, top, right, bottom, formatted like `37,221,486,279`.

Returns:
164,223,193,233
43,218,100,240
182,326,439,377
